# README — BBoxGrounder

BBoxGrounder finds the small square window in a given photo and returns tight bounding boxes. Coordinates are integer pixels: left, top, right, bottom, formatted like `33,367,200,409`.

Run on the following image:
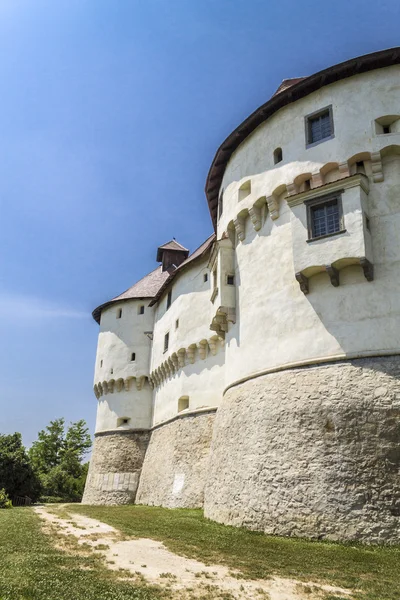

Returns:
138,305,145,315
166,290,172,310
131,352,136,361
175,319,179,329
306,194,344,240
305,106,334,147
117,308,122,319
164,332,169,353
227,275,235,286
204,273,208,283
383,125,391,134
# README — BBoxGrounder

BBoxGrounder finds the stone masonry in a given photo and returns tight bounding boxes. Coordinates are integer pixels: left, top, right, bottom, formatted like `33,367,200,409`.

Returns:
136,411,216,508
204,357,400,543
82,430,149,505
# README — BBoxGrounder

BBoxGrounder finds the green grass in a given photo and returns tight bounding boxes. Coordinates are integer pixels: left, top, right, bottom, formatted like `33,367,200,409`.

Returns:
0,507,164,600
70,504,400,600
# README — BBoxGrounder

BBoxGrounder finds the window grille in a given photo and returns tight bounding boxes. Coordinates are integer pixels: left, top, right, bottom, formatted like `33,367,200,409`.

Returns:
164,332,169,353
311,199,340,238
305,106,333,146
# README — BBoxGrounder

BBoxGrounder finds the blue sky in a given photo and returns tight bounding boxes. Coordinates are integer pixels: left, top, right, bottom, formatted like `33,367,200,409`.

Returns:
0,0,399,447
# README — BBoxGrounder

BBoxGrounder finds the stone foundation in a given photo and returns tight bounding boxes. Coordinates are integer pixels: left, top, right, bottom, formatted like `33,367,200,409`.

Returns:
82,430,149,505
136,410,216,508
204,356,400,543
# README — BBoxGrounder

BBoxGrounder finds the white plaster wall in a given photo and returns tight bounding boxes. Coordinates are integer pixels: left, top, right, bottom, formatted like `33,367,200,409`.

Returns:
151,256,226,425
93,300,155,432
218,66,400,235
95,300,155,383
95,383,153,432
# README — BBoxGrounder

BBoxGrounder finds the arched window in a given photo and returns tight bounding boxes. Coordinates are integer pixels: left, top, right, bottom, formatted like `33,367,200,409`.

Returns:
178,396,189,412
273,147,283,164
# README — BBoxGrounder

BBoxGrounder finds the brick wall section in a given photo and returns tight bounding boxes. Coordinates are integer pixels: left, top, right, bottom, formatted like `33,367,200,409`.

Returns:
136,412,216,508
204,357,400,543
82,430,149,505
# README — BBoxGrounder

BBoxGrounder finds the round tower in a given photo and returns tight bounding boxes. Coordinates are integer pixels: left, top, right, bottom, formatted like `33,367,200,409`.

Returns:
82,267,168,505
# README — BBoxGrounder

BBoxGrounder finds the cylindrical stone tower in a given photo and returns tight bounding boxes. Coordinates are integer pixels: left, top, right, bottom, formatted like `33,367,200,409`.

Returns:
82,268,167,505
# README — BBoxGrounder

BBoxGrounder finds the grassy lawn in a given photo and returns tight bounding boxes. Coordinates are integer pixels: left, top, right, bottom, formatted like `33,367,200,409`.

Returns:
0,507,164,600
70,504,400,600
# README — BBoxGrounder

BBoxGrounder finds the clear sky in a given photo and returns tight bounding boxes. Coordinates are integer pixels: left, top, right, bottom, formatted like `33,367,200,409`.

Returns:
0,0,399,447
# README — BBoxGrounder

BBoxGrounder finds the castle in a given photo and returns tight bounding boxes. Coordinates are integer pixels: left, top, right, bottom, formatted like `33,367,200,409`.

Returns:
83,48,400,543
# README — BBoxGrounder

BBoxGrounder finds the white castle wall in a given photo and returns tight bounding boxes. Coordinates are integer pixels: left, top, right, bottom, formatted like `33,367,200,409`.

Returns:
150,255,225,425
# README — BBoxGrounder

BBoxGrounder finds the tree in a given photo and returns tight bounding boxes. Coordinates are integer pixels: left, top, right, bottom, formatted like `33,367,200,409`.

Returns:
29,418,92,501
0,433,41,501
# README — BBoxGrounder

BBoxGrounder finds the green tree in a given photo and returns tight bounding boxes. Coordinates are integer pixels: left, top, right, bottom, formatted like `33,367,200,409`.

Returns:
29,419,92,502
0,433,41,501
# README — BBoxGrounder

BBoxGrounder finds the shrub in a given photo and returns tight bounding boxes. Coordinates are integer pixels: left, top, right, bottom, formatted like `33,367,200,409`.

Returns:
38,496,64,504
0,488,12,509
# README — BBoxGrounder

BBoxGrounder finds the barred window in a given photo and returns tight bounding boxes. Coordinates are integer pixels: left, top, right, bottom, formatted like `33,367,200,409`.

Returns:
306,194,344,241
305,106,334,146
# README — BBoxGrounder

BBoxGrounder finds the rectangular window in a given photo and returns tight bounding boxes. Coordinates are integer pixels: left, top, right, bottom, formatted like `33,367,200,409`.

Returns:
204,273,208,283
175,319,179,329
164,332,169,353
117,308,122,319
305,106,334,146
306,194,344,240
218,191,224,219
226,274,235,285
166,290,172,310
131,352,136,361
138,305,145,315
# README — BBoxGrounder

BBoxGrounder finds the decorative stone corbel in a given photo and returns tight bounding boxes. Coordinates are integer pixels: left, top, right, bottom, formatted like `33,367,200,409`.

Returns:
102,381,109,395
360,258,374,281
108,379,115,393
198,340,208,360
338,161,350,178
266,195,280,220
371,152,384,183
208,337,219,356
124,378,130,392
325,265,340,287
136,376,145,391
233,217,245,242
93,385,99,399
248,206,262,231
295,272,309,294
177,349,186,368
168,357,175,374
97,382,103,397
116,378,124,392
171,353,179,370
186,344,196,364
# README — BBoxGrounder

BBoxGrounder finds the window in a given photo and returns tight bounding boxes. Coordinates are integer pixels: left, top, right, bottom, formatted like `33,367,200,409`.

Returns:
117,308,122,319
227,275,235,285
166,290,172,310
375,116,400,135
204,273,208,283
383,125,390,134
175,319,179,329
306,194,344,240
110,368,113,374
178,396,189,412
131,352,136,361
218,190,224,219
273,147,283,164
100,360,103,368
117,417,130,427
305,106,334,146
138,305,145,315
164,332,169,353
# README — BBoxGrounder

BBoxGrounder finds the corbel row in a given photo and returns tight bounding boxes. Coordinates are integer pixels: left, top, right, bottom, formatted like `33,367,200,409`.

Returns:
149,334,224,389
94,375,147,399
227,149,385,243
295,258,374,295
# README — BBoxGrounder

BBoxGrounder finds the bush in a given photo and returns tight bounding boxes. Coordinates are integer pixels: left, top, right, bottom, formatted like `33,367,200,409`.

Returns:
38,496,64,504
0,488,12,509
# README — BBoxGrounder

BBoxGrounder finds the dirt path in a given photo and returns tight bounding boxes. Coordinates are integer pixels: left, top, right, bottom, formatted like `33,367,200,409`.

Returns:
35,505,353,600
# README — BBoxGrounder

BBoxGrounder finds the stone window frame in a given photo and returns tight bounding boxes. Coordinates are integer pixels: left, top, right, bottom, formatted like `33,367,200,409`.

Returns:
305,191,345,242
305,104,334,148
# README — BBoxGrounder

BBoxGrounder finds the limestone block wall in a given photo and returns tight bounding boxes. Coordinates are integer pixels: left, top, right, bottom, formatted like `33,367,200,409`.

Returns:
204,356,400,544
136,410,216,508
82,430,149,505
